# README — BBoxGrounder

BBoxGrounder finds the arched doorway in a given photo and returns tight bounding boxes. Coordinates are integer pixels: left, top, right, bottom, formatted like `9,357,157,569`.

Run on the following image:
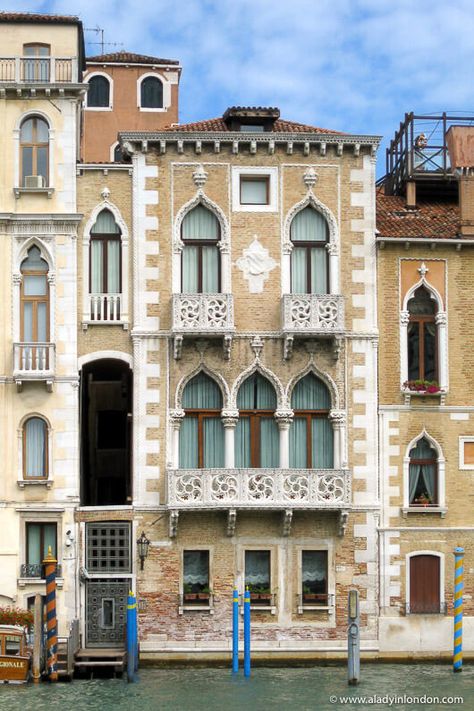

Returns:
80,359,132,506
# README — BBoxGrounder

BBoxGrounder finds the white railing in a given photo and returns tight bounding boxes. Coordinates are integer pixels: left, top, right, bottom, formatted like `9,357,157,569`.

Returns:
89,293,122,322
167,468,351,509
13,342,55,376
172,293,234,333
282,294,344,333
0,57,77,83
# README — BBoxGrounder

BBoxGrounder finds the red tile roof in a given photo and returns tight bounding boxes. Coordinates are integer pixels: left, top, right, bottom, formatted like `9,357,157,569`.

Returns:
87,51,179,66
376,191,460,239
163,117,344,134
0,12,81,24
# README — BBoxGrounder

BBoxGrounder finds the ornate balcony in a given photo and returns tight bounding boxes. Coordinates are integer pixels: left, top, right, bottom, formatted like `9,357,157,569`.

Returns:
167,468,351,536
89,293,122,323
171,293,234,359
281,294,345,359
0,56,78,84
13,342,55,391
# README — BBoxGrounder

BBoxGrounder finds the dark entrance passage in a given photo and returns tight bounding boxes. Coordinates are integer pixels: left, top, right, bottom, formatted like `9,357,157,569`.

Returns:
80,359,132,506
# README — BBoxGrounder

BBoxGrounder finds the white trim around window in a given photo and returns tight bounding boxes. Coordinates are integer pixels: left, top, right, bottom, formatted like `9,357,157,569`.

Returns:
137,72,171,112
84,71,113,111
13,110,55,195
402,430,446,514
232,166,278,212
17,414,53,488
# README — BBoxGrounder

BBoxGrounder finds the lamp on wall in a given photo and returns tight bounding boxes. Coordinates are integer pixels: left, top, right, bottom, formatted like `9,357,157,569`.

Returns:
137,531,151,571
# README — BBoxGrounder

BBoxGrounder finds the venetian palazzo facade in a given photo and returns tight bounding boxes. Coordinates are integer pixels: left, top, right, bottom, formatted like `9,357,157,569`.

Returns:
376,116,474,655
120,108,381,658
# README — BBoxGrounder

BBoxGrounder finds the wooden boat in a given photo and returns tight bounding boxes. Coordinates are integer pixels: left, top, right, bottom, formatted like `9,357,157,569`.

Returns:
0,625,31,683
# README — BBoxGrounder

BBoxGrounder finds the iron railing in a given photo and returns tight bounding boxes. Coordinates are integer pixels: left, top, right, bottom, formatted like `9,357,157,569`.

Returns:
20,563,62,578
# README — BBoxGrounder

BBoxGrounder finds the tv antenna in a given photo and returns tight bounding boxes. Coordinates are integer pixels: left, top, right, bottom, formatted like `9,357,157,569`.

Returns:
85,26,124,54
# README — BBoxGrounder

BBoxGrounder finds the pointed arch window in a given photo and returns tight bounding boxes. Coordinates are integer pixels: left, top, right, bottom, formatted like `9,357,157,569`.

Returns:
181,206,220,293
179,373,224,468
290,207,328,294
407,286,437,382
236,374,279,468
289,374,333,468
20,116,49,187
409,437,438,506
23,416,48,479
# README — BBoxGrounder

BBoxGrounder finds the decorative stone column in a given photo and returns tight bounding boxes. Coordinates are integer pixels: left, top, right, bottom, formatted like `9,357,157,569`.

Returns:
327,241,339,294
275,409,294,468
221,410,239,468
329,410,346,469
399,310,410,387
169,409,185,469
435,311,448,390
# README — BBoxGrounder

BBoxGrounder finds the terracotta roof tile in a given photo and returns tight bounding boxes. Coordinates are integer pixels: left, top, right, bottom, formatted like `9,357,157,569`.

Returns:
162,117,344,134
376,191,460,239
87,51,179,66
0,12,81,24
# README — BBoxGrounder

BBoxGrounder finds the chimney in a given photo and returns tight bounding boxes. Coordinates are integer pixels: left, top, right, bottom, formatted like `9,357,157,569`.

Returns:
406,180,416,209
446,126,474,237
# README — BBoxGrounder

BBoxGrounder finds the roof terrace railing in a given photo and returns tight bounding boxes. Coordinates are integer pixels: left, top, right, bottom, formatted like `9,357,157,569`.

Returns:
0,56,77,83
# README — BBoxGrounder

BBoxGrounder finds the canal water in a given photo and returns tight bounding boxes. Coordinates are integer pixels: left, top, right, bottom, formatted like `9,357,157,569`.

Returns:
1,664,473,711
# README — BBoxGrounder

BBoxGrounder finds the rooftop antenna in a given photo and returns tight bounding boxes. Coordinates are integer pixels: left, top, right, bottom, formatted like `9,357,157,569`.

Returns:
85,26,124,54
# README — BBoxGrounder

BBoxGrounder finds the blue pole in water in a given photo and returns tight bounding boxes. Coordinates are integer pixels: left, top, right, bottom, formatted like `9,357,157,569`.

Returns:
127,590,138,682
232,586,239,673
243,587,251,678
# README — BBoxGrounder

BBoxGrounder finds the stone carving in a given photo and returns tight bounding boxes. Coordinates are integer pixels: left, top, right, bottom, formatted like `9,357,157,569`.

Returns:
236,236,278,293
172,294,234,331
303,167,318,190
282,294,344,332
192,164,208,189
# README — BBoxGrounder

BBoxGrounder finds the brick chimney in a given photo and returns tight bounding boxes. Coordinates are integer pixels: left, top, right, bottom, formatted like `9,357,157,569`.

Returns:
446,126,474,237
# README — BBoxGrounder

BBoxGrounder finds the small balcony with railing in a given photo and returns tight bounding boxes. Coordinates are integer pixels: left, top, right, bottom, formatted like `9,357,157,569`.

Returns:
0,56,79,85
13,342,55,391
281,294,345,358
18,563,63,588
88,293,122,323
171,293,235,359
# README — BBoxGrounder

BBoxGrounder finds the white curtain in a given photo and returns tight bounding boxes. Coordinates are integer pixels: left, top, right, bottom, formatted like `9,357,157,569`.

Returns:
302,551,327,591
91,241,103,293
240,179,267,204
25,418,46,478
107,240,120,293
291,207,327,242
183,551,209,586
245,551,270,586
182,206,218,240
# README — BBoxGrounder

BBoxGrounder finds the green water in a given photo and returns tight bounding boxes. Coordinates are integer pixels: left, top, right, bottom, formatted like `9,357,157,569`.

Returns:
1,665,473,711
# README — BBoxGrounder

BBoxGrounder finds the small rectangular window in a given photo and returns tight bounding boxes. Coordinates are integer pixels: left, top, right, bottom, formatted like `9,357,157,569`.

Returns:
301,550,328,605
240,176,269,205
245,550,271,605
239,124,265,132
183,550,210,604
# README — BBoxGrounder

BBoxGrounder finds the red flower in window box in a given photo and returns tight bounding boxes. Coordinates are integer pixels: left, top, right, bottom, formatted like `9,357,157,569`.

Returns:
403,380,441,394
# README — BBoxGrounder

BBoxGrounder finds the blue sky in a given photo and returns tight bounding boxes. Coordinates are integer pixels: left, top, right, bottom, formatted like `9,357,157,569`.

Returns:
4,0,474,174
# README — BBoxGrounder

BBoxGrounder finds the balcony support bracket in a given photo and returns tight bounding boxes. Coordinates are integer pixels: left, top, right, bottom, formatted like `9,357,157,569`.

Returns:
333,336,342,361
169,510,179,538
282,509,293,536
46,379,54,393
283,335,294,360
338,510,349,537
226,509,237,537
223,334,233,361
15,379,23,393
173,335,183,360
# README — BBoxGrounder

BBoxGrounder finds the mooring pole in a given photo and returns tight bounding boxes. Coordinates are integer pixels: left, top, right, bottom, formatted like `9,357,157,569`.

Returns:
347,589,360,685
243,587,251,678
453,547,464,673
43,547,58,682
32,593,42,683
127,590,138,682
232,586,239,673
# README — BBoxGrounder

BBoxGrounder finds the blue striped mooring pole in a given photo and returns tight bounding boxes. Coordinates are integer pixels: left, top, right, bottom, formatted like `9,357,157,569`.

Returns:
453,547,464,673
232,586,239,673
243,587,251,678
127,590,138,682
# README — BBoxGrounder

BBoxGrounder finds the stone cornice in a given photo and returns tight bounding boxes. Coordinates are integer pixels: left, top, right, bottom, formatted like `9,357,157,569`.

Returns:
0,213,82,235
0,83,86,99
120,130,381,153
377,236,472,249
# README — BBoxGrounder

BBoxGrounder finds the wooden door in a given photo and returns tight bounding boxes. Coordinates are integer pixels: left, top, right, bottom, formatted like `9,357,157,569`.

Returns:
410,555,440,613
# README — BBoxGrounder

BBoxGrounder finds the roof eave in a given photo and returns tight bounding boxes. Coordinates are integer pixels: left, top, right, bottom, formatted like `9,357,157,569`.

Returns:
119,130,382,147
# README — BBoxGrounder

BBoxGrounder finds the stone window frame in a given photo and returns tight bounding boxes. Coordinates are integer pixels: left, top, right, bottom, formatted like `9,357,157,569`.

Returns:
84,71,113,111
296,543,335,616
178,546,214,615
17,413,53,488
405,550,445,615
231,166,278,213
401,431,447,515
459,436,474,470
18,509,64,586
13,110,55,197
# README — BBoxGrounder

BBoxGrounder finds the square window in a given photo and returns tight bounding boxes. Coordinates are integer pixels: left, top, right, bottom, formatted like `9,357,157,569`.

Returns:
240,176,269,205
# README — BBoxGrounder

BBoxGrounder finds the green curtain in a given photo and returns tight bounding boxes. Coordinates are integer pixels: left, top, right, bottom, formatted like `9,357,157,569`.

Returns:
312,418,334,468
107,240,120,293
409,438,436,503
91,209,120,235
291,248,307,293
203,417,225,467
179,417,198,468
237,373,277,409
91,241,103,293
182,373,222,408
202,246,219,292
310,248,328,293
289,417,307,468
291,207,327,242
260,418,280,467
182,246,199,292
27,523,56,564
291,374,331,409
182,206,219,240
235,418,251,467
